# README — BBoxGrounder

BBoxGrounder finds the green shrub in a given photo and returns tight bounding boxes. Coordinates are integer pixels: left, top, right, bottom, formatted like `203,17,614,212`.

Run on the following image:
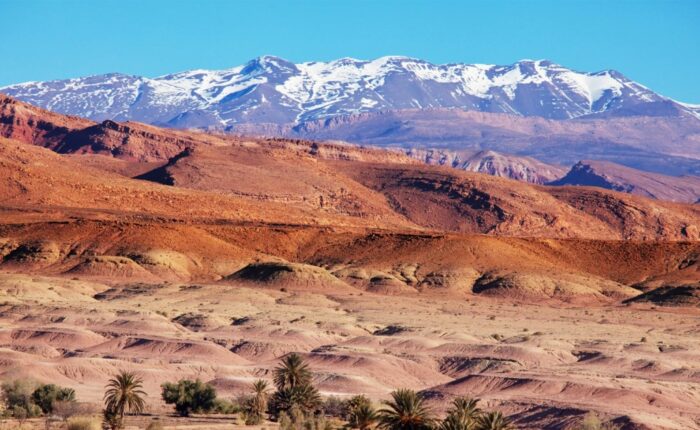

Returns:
161,379,217,416
32,383,76,413
212,397,239,414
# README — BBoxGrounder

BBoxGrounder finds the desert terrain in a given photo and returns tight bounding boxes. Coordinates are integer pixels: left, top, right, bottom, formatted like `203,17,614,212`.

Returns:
0,95,699,429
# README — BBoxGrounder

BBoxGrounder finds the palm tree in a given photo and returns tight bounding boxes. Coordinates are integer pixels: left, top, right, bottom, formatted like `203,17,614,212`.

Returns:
378,389,434,430
441,412,469,430
103,371,147,426
273,353,312,390
475,411,511,430
249,379,270,423
450,398,480,421
270,353,321,415
103,407,122,430
272,383,321,413
350,402,379,430
440,397,481,430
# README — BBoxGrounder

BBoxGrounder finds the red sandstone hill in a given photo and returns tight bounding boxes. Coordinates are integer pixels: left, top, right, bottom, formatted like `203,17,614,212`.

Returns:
0,94,699,242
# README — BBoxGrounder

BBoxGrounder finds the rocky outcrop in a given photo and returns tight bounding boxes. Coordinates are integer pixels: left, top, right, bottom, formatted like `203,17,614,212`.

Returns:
550,160,700,203
406,148,565,184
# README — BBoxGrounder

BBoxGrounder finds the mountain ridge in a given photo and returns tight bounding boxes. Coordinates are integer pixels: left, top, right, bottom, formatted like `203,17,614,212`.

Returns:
2,55,695,128
550,160,700,203
1,93,699,241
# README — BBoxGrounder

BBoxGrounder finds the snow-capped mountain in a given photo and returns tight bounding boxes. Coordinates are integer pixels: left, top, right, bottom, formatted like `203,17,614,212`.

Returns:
1,56,693,128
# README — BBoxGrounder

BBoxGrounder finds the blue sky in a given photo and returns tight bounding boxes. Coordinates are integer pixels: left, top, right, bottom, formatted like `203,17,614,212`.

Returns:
2,0,699,102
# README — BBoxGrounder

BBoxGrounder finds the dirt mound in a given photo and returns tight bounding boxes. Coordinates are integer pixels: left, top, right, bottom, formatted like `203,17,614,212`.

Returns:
305,351,451,391
0,328,106,351
84,336,249,364
93,283,162,301
438,355,522,377
472,271,639,302
172,313,228,331
228,261,352,291
125,250,195,280
66,256,156,280
418,268,481,293
230,340,302,361
624,284,700,307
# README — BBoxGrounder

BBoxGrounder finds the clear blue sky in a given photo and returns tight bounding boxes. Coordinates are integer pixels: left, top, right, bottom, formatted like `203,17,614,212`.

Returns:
2,0,699,102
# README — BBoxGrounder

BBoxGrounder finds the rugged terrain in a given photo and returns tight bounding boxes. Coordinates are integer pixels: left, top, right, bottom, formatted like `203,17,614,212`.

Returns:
0,96,699,429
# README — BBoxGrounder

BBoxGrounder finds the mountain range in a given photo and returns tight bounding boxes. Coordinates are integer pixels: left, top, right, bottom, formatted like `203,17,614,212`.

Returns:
2,55,697,127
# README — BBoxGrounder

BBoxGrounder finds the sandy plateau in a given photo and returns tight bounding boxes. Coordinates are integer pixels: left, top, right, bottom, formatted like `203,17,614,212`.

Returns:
0,95,698,429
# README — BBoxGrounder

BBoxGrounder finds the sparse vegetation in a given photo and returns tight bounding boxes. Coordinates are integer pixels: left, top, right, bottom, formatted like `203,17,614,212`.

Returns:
66,416,101,430
576,412,621,430
278,406,333,430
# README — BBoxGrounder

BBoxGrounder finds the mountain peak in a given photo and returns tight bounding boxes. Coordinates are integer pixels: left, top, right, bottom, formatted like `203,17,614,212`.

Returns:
242,55,298,75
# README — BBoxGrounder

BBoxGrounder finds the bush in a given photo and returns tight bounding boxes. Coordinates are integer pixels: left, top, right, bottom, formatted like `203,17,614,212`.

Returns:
212,397,239,414
53,401,96,421
161,379,217,416
1,379,38,413
321,396,347,418
1,379,77,420
278,406,333,430
32,383,76,413
67,416,101,430
578,412,621,430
